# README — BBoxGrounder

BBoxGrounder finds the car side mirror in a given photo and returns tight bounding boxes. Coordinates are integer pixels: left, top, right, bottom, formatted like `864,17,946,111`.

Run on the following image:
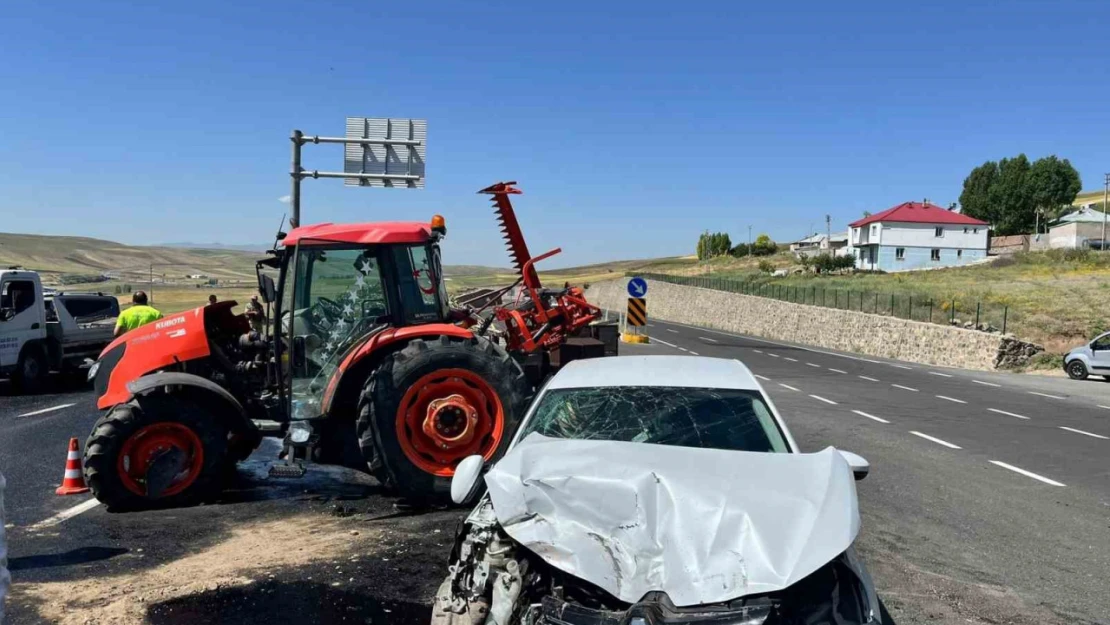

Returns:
838,450,870,481
0,308,13,322
258,274,276,305
451,455,485,505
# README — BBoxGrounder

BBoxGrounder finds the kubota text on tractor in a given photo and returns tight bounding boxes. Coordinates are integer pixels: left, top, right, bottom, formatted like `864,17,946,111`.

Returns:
84,182,610,508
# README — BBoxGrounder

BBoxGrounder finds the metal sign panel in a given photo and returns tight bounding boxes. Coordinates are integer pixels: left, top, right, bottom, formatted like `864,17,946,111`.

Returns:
344,117,426,188
627,297,647,326
627,277,648,298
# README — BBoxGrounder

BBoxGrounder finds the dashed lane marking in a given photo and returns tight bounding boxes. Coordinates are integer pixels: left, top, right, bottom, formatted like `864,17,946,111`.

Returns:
1028,391,1065,400
754,374,771,381
784,357,798,362
891,364,914,370
1099,405,1110,410
828,368,847,374
988,408,1029,420
806,362,821,368
753,349,763,354
27,498,101,531
779,383,801,392
989,461,1065,487
651,337,680,350
973,380,1001,387
852,410,890,424
699,337,718,343
858,375,879,382
688,351,700,356
929,371,953,378
17,403,76,418
936,395,967,404
891,384,918,392
809,394,837,405
769,353,780,358
666,329,679,334
910,431,962,449
1059,426,1109,440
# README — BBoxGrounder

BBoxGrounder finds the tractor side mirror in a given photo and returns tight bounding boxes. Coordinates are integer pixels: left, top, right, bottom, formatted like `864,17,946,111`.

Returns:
451,455,485,505
258,274,276,305
0,308,13,322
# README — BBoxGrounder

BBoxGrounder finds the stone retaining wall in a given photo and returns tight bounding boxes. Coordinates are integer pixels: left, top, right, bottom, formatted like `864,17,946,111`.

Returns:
587,278,1033,371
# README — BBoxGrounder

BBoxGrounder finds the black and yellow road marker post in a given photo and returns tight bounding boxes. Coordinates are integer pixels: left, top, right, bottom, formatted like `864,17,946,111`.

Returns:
622,296,649,344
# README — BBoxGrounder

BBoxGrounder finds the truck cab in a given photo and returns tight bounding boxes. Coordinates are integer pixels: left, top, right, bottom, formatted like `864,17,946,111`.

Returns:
0,269,118,392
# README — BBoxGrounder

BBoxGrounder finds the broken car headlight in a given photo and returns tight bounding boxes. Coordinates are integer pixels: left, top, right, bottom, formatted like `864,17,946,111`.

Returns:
288,421,312,444
86,361,100,383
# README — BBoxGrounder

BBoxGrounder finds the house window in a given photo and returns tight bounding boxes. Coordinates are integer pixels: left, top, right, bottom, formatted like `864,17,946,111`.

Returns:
931,249,941,261
973,228,978,234
957,249,963,259
895,248,905,260
871,224,878,237
963,227,968,234
934,227,944,237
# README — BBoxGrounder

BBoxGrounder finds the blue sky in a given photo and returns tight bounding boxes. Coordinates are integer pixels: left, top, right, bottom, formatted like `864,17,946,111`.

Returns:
2,0,1107,267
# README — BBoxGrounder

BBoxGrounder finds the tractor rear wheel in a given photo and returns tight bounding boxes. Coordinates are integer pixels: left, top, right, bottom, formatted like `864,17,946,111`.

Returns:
356,335,530,502
84,395,229,510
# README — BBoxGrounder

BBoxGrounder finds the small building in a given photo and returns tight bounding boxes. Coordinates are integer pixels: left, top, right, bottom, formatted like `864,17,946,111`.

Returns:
1048,207,1108,249
790,232,849,257
848,202,989,271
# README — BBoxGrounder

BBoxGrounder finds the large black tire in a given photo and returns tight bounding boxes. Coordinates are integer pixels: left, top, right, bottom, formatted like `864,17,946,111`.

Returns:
355,335,531,502
1066,359,1089,380
84,394,229,510
13,345,47,394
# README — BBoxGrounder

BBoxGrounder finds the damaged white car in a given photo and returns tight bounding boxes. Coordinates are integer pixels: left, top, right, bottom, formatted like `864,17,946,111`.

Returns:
432,355,883,625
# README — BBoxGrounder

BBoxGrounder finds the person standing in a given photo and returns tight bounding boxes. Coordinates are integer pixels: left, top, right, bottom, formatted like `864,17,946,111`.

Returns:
113,291,163,337
208,294,218,306
245,294,266,334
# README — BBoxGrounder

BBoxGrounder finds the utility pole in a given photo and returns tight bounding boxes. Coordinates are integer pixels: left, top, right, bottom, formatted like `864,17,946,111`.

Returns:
1103,173,1109,250
826,214,831,250
748,225,752,256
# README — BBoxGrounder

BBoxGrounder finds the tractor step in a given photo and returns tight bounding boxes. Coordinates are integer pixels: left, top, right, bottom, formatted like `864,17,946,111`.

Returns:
268,462,307,478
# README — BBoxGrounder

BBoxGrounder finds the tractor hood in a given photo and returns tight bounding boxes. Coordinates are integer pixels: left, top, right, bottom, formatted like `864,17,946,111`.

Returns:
94,302,247,409
483,434,860,607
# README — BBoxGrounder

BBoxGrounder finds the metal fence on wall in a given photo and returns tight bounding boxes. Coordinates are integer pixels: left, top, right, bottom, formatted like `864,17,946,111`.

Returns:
633,272,1009,334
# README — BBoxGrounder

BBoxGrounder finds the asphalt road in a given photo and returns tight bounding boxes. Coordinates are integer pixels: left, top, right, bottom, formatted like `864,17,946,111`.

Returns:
631,319,1110,624
2,328,1109,624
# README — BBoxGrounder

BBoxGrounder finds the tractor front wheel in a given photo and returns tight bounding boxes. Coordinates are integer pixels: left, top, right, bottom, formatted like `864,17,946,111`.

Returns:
84,395,229,510
356,336,530,502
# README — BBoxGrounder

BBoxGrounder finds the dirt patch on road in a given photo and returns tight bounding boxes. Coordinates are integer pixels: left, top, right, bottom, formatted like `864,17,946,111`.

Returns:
11,512,390,624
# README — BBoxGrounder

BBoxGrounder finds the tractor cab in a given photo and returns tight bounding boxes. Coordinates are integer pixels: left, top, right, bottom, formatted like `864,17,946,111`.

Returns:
266,218,450,421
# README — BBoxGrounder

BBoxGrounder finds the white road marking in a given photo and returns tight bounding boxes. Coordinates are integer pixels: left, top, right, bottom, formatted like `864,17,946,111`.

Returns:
858,375,880,382
891,364,914,370
936,395,967,404
17,403,76,418
828,368,847,374
806,362,821,368
1098,405,1110,410
699,336,718,343
852,410,890,424
768,353,780,358
688,351,700,356
27,498,101,531
678,347,689,353
753,349,763,354
779,383,801,392
1028,391,1065,400
988,408,1029,420
657,321,899,367
809,394,838,405
784,357,798,362
989,461,1065,487
910,431,962,449
666,328,679,334
973,380,1001,387
650,337,680,350
1059,426,1109,440
891,384,919,392
754,374,771,381
928,371,953,378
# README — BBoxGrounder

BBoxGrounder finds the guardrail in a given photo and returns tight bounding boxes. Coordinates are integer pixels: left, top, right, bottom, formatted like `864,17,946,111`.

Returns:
632,272,1010,335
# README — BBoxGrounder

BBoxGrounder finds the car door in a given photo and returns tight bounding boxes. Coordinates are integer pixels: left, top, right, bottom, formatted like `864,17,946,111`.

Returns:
0,278,44,368
1088,332,1110,371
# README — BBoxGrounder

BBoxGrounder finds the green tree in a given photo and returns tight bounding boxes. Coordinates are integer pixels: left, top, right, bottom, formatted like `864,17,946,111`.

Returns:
959,160,1000,225
752,234,777,256
1028,155,1082,225
729,243,750,257
991,154,1032,235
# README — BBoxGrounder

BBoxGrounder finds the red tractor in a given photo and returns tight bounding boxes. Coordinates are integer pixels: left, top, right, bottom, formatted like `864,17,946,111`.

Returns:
83,182,607,508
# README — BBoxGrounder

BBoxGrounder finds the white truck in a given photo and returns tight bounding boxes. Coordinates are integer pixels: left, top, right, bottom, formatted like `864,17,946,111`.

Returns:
0,269,119,392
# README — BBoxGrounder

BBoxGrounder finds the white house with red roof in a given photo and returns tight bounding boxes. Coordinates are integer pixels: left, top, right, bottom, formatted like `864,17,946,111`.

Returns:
848,202,990,271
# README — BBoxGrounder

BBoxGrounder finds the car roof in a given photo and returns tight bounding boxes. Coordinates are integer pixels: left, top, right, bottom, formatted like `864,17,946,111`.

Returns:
546,355,761,391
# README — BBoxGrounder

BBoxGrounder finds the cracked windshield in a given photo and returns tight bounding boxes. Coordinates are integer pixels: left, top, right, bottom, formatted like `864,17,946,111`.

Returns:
522,386,790,453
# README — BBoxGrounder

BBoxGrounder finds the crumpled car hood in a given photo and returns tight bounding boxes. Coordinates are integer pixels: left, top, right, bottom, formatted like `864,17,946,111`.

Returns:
483,434,860,607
